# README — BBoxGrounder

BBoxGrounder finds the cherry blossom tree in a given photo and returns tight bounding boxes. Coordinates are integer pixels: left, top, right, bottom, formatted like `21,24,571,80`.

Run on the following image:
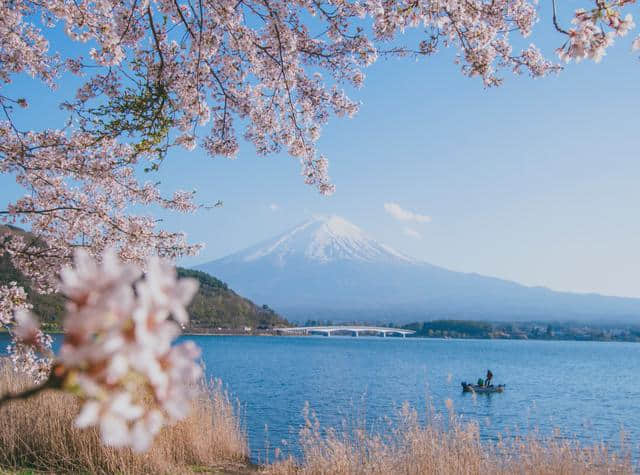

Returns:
1,0,639,451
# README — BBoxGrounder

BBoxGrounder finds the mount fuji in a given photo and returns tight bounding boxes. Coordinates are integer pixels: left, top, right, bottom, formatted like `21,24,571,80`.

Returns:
196,215,640,323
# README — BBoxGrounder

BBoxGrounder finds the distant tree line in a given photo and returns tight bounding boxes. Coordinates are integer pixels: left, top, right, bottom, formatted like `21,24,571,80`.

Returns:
404,320,493,338
402,320,640,342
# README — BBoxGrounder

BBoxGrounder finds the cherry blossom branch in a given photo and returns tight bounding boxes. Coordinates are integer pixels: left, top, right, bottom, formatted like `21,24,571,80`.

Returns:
147,5,165,77
0,207,84,215
0,366,64,409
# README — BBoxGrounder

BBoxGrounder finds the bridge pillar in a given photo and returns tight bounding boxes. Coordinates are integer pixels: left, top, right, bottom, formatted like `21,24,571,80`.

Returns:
353,331,359,337
382,332,386,338
402,333,406,338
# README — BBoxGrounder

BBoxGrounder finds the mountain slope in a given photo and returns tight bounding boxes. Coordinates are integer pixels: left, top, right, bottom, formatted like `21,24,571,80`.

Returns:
0,225,287,330
196,216,640,323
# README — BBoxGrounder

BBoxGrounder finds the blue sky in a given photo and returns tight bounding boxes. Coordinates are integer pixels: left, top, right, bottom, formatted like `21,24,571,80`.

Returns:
2,6,640,298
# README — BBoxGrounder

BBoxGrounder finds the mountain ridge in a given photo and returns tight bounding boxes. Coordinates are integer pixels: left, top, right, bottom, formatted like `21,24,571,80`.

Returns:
196,215,640,323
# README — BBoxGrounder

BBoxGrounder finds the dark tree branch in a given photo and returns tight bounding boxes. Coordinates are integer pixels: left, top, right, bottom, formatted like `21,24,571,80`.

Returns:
0,377,54,409
552,0,569,35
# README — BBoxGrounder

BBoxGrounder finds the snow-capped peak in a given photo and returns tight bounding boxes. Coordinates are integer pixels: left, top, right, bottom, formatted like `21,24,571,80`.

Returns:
231,215,415,265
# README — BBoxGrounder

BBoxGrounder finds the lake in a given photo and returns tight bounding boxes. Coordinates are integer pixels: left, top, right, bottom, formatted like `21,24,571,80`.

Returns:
2,335,639,461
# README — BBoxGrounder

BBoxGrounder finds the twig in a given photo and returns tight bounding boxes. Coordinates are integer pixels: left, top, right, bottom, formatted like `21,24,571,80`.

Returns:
552,0,569,35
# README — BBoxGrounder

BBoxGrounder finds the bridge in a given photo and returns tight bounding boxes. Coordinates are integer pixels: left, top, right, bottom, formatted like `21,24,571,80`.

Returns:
275,326,415,338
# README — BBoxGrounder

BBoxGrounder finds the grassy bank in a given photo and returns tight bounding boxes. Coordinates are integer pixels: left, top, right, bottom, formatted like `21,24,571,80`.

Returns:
0,361,633,474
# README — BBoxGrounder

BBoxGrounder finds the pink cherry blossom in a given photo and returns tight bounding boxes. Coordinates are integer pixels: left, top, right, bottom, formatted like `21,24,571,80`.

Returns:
75,393,145,448
6,310,53,383
1,283,53,382
12,310,42,347
554,1,638,63
2,250,202,452
0,282,31,326
7,339,52,384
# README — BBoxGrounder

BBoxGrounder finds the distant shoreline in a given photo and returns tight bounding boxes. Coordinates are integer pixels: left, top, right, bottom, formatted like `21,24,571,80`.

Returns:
4,325,639,343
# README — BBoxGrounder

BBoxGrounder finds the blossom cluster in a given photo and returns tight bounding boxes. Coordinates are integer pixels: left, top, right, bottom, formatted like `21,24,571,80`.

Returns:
0,126,202,294
7,311,53,384
10,250,202,452
0,281,30,326
0,282,53,383
557,2,637,63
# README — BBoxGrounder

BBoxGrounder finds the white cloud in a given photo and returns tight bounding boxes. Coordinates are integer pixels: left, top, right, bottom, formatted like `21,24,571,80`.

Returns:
403,227,422,239
269,203,279,211
384,202,431,223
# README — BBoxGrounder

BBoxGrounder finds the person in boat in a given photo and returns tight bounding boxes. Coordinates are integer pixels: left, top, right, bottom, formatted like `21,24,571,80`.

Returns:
485,369,493,387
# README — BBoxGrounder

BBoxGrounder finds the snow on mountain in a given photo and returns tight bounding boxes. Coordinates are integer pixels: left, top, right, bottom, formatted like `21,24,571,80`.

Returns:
196,216,640,324
219,215,414,266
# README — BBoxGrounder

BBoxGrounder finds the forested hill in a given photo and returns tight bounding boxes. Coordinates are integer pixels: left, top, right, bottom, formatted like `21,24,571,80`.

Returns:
177,268,289,330
0,225,289,331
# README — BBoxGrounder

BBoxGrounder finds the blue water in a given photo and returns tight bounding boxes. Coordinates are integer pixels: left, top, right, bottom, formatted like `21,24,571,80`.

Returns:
3,335,640,461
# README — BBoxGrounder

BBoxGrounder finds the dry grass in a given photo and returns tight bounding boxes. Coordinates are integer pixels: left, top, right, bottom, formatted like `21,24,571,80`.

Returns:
0,360,248,474
265,402,633,475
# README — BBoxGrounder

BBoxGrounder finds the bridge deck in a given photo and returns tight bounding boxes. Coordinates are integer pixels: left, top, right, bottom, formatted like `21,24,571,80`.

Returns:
275,326,415,337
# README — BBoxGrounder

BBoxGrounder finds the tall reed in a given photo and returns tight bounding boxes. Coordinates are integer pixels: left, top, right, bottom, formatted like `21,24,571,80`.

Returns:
0,360,248,474
266,401,633,475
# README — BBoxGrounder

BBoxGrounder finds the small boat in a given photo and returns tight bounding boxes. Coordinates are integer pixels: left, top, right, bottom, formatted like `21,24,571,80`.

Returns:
461,382,505,393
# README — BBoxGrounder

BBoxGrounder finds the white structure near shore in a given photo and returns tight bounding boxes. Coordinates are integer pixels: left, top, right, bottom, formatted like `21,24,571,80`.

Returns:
275,326,415,338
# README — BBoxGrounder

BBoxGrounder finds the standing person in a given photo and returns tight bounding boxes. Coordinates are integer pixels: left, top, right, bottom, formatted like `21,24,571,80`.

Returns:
485,369,493,387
